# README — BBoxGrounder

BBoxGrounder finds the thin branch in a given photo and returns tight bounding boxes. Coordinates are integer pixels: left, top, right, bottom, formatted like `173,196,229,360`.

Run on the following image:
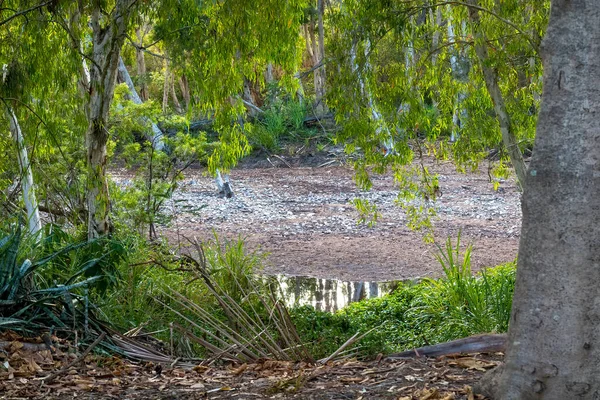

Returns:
125,35,170,60
0,1,52,28
411,1,537,49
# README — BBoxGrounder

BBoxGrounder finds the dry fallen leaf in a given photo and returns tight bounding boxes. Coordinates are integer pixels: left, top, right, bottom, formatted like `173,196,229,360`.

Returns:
465,385,475,400
9,341,24,352
418,387,438,400
232,363,247,375
193,365,209,374
450,358,496,372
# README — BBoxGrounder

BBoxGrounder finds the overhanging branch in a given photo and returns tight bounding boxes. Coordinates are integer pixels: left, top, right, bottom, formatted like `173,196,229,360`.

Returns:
0,1,52,28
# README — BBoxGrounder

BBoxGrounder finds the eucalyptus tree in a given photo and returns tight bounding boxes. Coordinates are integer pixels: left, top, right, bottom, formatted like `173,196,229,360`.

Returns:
1,1,86,233
476,1,600,398
328,0,547,197
4,106,41,235
312,0,328,115
152,0,307,175
427,1,546,185
0,0,308,239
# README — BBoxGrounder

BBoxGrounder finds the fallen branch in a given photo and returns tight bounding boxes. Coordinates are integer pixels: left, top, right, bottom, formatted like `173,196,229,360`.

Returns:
272,155,292,168
385,334,506,359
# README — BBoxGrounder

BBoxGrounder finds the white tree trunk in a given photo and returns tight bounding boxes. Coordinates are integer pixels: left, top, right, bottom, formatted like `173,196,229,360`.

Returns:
162,56,170,114
265,62,274,84
313,0,328,115
5,106,41,236
170,77,182,114
350,39,393,154
117,56,165,151
446,8,465,143
135,27,149,102
85,0,135,239
476,1,600,398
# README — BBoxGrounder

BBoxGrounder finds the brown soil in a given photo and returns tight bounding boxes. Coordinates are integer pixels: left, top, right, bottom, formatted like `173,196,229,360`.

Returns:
126,153,521,282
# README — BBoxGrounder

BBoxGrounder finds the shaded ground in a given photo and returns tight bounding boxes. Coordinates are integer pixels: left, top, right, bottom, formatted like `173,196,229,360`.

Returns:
1,333,498,399
113,153,521,281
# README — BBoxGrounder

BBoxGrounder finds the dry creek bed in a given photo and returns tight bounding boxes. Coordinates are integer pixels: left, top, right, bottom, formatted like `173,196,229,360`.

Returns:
112,156,521,283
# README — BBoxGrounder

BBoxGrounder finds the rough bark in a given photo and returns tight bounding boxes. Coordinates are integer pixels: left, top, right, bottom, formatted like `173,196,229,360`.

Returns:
85,0,135,239
117,56,164,151
5,106,41,236
476,2,600,398
467,1,527,189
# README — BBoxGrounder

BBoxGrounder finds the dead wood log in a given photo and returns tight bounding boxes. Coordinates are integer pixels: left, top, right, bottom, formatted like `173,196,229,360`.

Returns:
385,333,507,359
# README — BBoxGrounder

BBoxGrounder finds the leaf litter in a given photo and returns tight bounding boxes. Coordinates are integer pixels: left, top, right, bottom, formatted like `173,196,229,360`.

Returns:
0,331,501,399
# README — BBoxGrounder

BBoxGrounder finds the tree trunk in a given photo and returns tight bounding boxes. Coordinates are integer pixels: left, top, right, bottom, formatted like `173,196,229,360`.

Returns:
476,2,600,398
170,76,183,114
5,106,41,236
265,63,274,84
446,7,468,143
242,77,259,117
117,57,164,151
162,55,170,114
85,0,134,239
429,7,442,66
313,0,328,115
135,27,149,102
308,19,318,66
350,39,393,154
179,75,191,112
467,1,527,189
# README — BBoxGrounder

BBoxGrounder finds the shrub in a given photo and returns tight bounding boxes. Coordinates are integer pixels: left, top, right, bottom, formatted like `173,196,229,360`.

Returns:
290,234,516,359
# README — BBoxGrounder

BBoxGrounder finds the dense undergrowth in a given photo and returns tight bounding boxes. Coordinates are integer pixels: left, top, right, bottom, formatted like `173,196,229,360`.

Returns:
292,260,515,359
0,218,515,362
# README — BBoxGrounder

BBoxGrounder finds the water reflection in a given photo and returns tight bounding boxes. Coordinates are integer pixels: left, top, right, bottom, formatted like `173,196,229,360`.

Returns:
269,275,402,312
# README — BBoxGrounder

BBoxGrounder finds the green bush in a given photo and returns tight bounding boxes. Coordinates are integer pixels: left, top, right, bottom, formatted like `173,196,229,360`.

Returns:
246,95,320,153
409,235,515,343
290,243,516,359
0,221,131,336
